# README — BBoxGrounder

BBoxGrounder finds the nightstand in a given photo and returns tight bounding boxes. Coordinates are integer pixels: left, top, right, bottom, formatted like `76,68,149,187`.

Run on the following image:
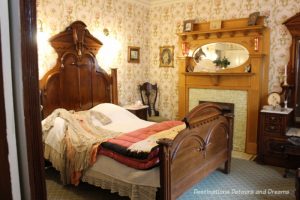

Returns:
258,108,300,169
123,105,148,120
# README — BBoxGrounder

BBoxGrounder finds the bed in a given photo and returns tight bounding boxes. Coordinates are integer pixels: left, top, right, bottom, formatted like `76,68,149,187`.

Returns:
40,21,233,200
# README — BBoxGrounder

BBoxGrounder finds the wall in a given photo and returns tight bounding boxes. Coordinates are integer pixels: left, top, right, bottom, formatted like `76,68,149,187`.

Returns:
37,0,150,106
38,0,300,120
149,0,300,119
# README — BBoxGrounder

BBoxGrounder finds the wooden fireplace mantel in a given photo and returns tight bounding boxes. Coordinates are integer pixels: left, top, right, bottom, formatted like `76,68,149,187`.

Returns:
177,17,270,154
183,72,255,86
178,17,265,41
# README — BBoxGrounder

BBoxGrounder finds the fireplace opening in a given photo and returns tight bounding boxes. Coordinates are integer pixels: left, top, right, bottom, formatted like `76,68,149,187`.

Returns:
199,101,234,115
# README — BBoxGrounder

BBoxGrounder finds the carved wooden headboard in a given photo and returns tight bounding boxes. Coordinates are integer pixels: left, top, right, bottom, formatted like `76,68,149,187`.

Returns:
39,21,118,117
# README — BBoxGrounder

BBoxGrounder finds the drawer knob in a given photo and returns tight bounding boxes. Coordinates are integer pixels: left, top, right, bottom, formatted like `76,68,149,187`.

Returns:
270,116,276,120
269,126,275,130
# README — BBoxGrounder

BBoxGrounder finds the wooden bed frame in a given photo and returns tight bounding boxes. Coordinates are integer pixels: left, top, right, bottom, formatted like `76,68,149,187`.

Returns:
40,21,233,200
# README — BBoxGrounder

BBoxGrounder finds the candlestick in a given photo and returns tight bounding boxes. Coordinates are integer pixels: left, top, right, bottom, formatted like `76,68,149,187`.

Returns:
284,64,287,76
284,100,288,110
283,75,288,86
254,37,259,51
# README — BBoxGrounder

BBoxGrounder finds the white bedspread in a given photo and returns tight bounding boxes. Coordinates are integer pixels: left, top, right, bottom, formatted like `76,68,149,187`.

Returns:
84,156,160,188
43,103,159,189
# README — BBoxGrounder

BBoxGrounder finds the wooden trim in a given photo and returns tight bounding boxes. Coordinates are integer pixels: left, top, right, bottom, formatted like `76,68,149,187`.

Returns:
0,27,13,200
283,12,300,126
20,0,47,199
177,17,269,154
178,17,265,41
111,68,118,104
39,21,112,117
158,103,233,199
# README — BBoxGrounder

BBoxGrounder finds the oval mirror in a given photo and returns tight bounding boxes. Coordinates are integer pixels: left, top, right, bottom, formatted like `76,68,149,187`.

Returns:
193,42,249,71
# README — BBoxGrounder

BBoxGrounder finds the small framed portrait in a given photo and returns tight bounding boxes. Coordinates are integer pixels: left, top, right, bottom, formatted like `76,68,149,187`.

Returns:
128,46,140,63
159,46,174,67
183,20,195,32
248,12,260,26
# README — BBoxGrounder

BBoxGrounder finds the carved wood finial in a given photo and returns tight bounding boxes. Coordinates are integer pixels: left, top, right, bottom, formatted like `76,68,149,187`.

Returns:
49,20,102,56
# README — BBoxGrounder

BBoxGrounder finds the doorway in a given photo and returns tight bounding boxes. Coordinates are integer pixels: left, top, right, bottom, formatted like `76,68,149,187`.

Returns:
19,0,47,199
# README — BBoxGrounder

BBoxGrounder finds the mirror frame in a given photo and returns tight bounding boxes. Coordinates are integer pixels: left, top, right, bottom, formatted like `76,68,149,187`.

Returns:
192,42,250,70
187,39,253,73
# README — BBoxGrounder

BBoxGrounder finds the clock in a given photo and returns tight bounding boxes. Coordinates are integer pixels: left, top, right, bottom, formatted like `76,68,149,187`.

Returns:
267,92,281,107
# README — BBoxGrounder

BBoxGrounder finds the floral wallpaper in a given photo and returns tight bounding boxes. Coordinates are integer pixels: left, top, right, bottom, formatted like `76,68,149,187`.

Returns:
37,0,151,106
149,0,300,120
37,0,300,120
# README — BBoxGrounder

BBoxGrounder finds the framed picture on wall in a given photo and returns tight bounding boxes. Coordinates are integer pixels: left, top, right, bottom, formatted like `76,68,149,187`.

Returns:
183,20,195,32
159,46,174,67
128,46,140,63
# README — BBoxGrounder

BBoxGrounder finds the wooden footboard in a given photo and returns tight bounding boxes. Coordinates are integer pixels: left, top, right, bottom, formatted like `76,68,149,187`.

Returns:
158,103,233,200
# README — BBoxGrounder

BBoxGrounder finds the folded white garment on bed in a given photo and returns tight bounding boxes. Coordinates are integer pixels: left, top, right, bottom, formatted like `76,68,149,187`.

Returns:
42,103,155,154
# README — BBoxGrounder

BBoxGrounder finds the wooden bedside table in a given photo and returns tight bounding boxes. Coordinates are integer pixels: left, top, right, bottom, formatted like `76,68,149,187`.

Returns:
123,105,148,120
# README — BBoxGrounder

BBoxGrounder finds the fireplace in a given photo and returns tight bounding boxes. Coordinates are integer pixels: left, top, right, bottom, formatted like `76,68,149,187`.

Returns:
177,16,269,154
189,88,247,152
199,101,234,115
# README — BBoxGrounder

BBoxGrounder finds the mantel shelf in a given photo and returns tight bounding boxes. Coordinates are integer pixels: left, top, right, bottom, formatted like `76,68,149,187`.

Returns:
183,72,255,76
178,25,265,40
183,72,255,86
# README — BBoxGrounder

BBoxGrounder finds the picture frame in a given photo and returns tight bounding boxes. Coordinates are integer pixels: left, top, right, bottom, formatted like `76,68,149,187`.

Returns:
248,12,260,26
128,46,140,63
159,46,174,67
210,20,222,30
183,20,195,32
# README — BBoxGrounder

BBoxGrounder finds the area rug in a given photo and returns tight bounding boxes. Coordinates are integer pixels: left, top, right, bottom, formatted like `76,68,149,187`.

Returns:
178,159,295,200
46,158,295,200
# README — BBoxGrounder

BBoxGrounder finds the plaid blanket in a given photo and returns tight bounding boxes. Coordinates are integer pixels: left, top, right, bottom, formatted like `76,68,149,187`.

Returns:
99,121,185,169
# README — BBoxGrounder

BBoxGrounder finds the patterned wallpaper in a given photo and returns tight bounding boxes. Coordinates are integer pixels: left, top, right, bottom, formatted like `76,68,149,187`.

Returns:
37,0,300,120
37,0,151,106
148,0,300,120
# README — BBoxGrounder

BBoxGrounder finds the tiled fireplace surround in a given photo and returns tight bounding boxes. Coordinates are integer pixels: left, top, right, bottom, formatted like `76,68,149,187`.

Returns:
189,89,247,152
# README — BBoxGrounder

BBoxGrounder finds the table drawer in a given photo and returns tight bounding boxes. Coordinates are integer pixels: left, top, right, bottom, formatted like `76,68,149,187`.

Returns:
266,139,288,155
264,123,282,133
265,114,282,124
